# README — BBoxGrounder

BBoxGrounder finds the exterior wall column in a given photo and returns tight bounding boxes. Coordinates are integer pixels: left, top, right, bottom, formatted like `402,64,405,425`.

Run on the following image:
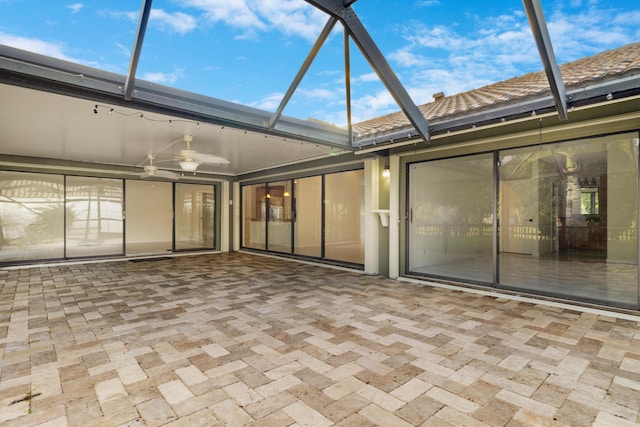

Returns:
389,154,400,279
221,180,230,252
232,181,241,251
364,157,380,274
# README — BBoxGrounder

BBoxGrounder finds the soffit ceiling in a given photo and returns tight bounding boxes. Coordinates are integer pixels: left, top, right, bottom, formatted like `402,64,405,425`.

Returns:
0,83,348,177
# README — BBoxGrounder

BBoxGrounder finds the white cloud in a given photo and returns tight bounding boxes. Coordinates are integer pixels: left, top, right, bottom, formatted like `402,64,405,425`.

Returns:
253,0,328,42
183,0,267,34
180,0,326,42
100,10,138,22
249,92,284,111
0,32,74,61
150,9,197,35
350,90,397,123
613,11,640,25
297,88,336,100
66,3,83,13
546,9,635,59
114,42,130,57
405,25,469,50
0,31,116,71
141,69,183,85
388,47,427,67
353,72,379,84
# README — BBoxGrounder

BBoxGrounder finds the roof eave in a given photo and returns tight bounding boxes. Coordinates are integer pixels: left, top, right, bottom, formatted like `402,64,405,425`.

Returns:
354,73,640,149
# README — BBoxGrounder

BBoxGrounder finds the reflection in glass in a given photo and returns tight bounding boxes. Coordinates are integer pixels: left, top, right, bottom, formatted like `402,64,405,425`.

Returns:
66,176,123,257
580,186,599,215
499,133,638,308
325,170,364,264
125,180,173,255
294,176,322,257
175,183,215,250
266,181,292,253
408,155,494,283
242,184,266,250
0,171,65,262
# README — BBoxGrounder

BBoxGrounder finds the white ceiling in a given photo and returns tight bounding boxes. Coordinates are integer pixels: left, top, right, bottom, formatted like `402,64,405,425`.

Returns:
0,83,350,178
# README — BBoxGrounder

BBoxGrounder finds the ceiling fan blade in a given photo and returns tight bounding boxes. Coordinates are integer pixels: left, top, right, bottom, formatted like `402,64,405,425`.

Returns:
193,152,230,165
156,170,181,180
140,165,181,180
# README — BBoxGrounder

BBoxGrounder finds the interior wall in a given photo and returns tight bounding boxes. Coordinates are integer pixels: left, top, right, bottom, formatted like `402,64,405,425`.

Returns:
294,176,322,257
125,180,172,255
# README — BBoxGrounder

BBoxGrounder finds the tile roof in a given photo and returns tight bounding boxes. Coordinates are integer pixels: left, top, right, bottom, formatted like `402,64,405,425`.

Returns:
353,42,640,139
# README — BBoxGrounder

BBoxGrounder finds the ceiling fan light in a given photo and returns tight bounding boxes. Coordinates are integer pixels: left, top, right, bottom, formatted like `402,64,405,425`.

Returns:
179,160,198,171
144,165,158,176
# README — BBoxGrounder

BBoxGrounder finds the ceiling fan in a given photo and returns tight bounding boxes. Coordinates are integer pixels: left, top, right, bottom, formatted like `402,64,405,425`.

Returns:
138,134,230,178
173,134,229,172
140,155,181,180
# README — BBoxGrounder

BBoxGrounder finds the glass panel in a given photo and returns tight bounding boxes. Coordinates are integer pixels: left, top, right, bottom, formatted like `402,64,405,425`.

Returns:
0,171,65,262
267,181,293,253
175,183,215,250
66,176,123,257
408,155,494,283
242,184,266,250
294,176,322,257
499,133,638,308
125,180,173,255
325,170,364,264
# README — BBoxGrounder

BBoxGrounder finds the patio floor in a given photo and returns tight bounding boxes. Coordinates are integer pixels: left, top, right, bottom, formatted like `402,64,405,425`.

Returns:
1,252,639,426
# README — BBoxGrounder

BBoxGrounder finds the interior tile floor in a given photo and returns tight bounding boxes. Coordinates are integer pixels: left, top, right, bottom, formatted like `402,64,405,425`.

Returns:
1,252,639,426
412,252,638,307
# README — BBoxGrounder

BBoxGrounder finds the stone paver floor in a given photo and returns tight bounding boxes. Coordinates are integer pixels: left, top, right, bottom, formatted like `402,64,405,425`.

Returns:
0,252,639,426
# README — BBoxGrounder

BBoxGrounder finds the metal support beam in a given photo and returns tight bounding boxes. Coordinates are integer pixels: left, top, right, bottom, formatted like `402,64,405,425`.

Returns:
268,17,337,129
344,29,353,144
124,0,153,101
305,0,430,143
523,0,568,120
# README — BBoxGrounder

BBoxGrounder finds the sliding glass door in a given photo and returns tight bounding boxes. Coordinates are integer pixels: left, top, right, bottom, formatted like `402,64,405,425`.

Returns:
242,183,266,250
266,181,293,253
241,169,364,265
406,132,639,309
0,171,65,262
65,176,124,258
407,154,494,283
175,183,215,251
125,180,172,255
499,134,638,307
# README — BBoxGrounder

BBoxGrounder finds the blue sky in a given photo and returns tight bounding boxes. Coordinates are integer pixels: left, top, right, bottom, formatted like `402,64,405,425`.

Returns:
1,0,639,126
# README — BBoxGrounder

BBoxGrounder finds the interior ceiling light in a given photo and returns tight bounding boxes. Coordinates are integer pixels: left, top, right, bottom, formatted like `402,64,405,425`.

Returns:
144,164,158,176
179,159,199,171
